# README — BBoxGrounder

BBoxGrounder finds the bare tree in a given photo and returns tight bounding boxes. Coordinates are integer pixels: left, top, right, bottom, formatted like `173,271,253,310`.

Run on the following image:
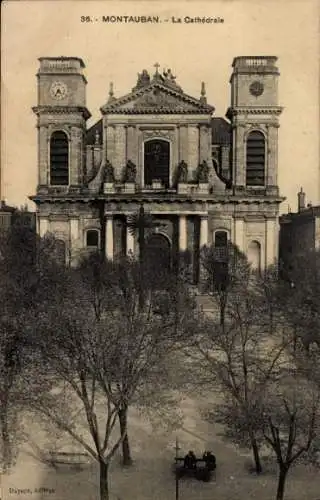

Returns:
0,224,61,472
78,252,195,466
23,251,194,499
279,249,320,352
200,242,250,326
187,259,288,474
262,372,320,500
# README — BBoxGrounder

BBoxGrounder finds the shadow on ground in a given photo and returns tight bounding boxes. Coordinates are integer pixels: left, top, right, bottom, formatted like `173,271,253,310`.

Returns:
2,396,320,500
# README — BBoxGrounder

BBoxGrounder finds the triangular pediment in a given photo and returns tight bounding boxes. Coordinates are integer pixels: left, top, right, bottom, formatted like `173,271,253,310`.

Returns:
100,83,214,115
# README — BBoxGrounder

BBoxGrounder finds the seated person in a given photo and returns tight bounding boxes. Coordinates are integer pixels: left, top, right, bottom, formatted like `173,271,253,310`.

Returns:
184,450,197,469
202,451,216,470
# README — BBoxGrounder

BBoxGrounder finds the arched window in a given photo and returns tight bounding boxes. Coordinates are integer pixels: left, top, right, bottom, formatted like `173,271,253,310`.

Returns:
248,240,261,271
86,230,99,248
214,230,228,261
246,131,265,186
215,230,228,248
50,131,69,185
144,139,170,188
213,230,229,290
53,239,66,265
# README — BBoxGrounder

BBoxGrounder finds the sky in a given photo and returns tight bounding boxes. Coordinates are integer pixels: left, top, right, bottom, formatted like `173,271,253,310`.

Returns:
1,0,319,213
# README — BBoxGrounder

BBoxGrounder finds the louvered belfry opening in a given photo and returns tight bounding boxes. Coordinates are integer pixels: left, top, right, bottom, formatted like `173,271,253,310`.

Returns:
50,131,69,185
144,139,170,188
246,131,265,187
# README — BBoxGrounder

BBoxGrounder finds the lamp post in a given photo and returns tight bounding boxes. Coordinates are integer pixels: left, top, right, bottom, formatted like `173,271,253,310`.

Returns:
126,203,159,309
174,436,180,500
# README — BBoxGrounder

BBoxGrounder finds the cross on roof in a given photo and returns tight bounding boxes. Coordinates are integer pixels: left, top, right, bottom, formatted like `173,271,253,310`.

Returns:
154,62,160,73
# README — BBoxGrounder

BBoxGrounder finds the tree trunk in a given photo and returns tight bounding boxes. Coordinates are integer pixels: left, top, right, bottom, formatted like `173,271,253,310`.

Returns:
99,460,109,500
276,466,289,500
220,301,225,327
118,405,132,466
0,405,12,472
250,434,262,474
138,234,145,311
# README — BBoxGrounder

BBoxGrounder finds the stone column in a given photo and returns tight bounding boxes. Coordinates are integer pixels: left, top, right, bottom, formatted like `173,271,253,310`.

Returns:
39,217,49,237
199,215,208,248
105,216,114,260
179,215,187,252
126,219,135,255
234,218,244,253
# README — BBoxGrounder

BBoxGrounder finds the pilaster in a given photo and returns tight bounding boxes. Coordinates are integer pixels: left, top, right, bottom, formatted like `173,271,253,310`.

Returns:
199,125,209,164
70,126,82,185
39,126,49,186
114,125,126,180
265,218,277,267
105,216,114,260
179,215,187,252
234,218,245,253
39,217,49,237
188,126,199,178
127,125,137,165
179,125,188,164
234,125,246,187
126,220,135,255
106,125,115,166
267,125,279,187
199,215,208,248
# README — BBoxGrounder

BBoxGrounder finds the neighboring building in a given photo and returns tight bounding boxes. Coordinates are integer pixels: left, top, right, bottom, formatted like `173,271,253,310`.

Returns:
279,189,320,272
30,56,284,280
0,200,16,231
0,201,36,233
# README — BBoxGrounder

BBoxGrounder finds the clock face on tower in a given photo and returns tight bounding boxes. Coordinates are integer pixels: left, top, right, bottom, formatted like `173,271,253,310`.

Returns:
50,81,68,100
249,80,264,97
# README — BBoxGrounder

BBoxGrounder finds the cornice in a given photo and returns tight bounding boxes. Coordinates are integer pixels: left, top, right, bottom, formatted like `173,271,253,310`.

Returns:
32,105,91,120
30,193,285,205
100,82,214,115
226,106,283,117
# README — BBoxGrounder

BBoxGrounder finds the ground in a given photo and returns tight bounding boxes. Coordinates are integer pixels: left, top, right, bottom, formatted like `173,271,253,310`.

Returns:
1,394,320,500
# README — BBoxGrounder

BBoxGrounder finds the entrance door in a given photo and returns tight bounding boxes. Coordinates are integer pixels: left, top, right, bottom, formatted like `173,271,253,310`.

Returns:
144,139,170,188
145,233,171,285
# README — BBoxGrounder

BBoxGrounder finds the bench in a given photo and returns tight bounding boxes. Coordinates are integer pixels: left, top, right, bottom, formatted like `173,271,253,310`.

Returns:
174,457,216,482
47,451,91,469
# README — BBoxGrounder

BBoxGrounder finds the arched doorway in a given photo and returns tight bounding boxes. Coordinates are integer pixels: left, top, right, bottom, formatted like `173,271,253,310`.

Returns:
248,240,261,271
144,233,171,284
144,139,170,188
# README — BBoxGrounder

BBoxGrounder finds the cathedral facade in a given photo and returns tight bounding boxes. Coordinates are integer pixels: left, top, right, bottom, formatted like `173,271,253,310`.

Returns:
31,56,283,280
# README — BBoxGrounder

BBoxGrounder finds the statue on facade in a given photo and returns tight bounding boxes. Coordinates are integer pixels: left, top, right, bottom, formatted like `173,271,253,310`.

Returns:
136,69,151,89
124,160,137,183
163,68,176,82
103,160,115,183
197,160,209,183
162,68,182,91
176,160,188,183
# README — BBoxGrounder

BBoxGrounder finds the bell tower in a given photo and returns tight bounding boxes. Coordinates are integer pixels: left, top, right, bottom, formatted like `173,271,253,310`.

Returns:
226,56,282,195
33,57,91,193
